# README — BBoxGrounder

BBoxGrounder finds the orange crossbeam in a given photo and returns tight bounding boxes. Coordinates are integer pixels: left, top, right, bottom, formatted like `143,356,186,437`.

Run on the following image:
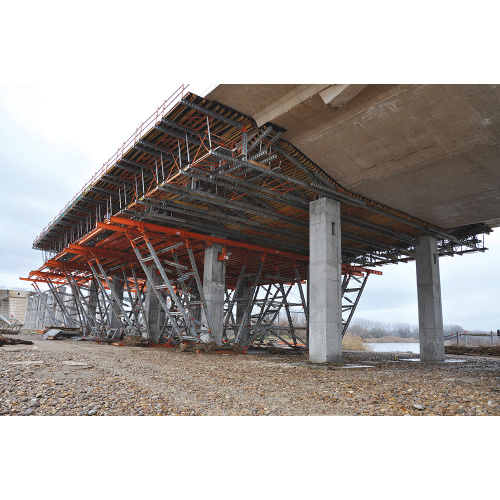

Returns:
67,243,136,262
108,216,309,262
46,260,89,272
105,216,381,276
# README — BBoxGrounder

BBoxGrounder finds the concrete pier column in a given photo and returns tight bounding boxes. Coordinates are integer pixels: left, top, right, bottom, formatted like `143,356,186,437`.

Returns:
87,282,98,322
49,291,57,325
144,264,161,342
42,291,54,327
85,283,98,334
66,293,77,326
193,291,202,323
236,278,251,346
309,197,343,363
202,243,226,346
25,296,35,329
415,235,445,361
55,286,66,325
110,275,124,333
34,295,43,330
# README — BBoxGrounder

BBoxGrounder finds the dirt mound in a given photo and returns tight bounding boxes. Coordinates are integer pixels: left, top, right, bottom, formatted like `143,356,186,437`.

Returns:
180,342,244,353
268,345,288,354
124,335,150,347
445,345,500,357
0,329,20,336
0,335,34,347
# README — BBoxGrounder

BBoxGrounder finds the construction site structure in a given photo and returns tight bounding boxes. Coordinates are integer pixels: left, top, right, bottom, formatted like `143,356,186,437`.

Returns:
22,85,494,363
0,287,34,331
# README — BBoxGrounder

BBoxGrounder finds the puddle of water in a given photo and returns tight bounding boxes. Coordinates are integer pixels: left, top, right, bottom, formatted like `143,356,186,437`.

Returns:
331,364,375,369
62,361,92,367
7,360,44,365
304,363,375,370
399,358,467,363
366,342,420,354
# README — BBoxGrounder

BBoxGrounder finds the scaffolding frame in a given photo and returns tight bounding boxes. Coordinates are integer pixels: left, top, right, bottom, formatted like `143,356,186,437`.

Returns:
23,216,379,346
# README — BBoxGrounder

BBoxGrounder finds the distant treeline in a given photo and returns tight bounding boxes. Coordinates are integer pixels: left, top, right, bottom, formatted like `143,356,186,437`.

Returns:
347,318,419,339
347,318,488,339
281,312,494,342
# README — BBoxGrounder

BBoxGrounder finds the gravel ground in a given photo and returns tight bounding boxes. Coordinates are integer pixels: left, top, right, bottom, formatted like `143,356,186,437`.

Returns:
1,332,499,416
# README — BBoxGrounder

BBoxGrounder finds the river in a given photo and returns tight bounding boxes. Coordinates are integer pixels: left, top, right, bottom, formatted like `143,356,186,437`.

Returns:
365,342,420,354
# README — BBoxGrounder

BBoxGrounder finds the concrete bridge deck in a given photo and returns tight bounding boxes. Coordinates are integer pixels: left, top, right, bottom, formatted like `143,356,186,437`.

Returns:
207,84,500,230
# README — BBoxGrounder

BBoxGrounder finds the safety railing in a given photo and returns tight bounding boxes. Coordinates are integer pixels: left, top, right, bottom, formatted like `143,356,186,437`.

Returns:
33,84,189,247
0,286,32,292
444,330,500,347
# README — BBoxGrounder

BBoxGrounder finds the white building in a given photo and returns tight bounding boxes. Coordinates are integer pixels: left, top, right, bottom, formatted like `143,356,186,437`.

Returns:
0,287,34,325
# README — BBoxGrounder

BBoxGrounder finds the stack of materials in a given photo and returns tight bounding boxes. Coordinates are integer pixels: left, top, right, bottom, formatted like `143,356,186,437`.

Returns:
0,336,33,347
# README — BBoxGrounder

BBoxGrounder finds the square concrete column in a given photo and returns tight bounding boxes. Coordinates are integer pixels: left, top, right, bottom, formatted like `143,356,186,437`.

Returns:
66,293,77,327
25,296,35,329
29,296,39,329
42,292,52,327
192,290,202,324
415,235,445,361
55,286,67,324
236,278,251,346
110,275,124,332
86,282,97,333
309,197,343,363
87,282,97,318
144,264,161,342
48,292,57,325
202,243,226,346
35,295,43,330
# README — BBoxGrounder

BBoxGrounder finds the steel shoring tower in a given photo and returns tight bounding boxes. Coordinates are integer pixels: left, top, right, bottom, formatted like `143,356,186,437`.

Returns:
223,271,308,348
23,213,379,345
0,314,24,332
341,272,369,338
129,234,210,344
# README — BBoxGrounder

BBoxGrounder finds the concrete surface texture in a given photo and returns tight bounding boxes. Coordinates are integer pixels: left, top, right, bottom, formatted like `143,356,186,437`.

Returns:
109,275,124,332
207,84,500,230
202,244,226,345
235,278,251,346
415,235,445,362
144,263,162,343
309,197,343,363
0,289,33,323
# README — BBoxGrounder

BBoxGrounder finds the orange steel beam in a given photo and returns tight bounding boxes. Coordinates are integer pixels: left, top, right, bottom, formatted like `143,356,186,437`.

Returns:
106,217,382,275
20,271,70,283
67,243,136,261
95,222,179,244
38,218,381,280
20,277,67,284
27,270,68,280
46,260,89,272
109,216,310,262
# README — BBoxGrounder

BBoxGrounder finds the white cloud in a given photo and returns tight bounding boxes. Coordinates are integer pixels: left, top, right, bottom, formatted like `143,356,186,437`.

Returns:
357,230,500,331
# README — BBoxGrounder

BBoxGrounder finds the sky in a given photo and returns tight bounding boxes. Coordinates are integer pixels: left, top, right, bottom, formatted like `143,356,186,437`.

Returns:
0,82,498,331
